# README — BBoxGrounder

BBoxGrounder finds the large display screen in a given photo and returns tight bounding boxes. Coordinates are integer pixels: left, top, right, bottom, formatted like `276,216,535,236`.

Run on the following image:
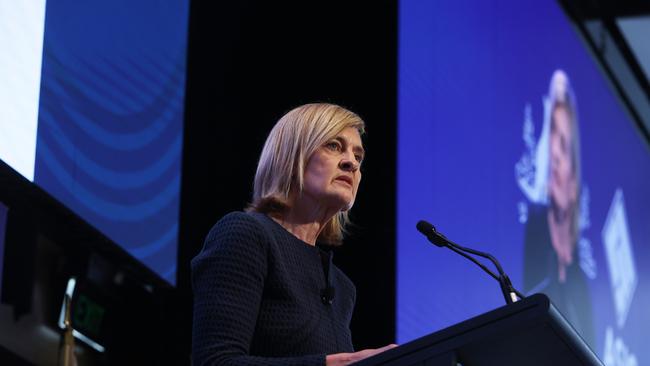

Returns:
0,0,189,285
398,2,649,365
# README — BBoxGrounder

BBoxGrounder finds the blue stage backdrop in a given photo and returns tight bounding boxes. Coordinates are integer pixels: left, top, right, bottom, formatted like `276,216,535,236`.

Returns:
34,0,189,284
398,1,650,366
0,0,189,285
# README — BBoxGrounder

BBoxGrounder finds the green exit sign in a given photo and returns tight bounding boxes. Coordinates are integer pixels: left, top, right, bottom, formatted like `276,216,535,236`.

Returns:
73,294,106,336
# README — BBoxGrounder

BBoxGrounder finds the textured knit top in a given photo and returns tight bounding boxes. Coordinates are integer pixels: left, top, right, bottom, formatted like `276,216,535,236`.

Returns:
191,211,356,366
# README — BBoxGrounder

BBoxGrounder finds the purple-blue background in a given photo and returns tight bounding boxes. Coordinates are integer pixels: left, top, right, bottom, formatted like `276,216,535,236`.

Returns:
398,0,650,363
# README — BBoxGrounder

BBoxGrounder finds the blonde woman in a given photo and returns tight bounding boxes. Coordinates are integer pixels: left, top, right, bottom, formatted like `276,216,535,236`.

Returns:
523,71,593,346
192,103,395,366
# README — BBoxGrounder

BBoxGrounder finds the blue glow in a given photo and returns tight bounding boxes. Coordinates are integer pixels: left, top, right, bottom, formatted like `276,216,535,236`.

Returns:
32,0,189,285
398,1,650,364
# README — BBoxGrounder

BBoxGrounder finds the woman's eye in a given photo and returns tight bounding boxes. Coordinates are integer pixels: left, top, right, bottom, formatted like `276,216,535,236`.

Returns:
325,141,341,151
355,155,363,163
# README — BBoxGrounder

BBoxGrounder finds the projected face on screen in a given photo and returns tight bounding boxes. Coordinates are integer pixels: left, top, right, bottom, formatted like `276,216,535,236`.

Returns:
521,70,594,346
398,1,650,365
547,73,580,282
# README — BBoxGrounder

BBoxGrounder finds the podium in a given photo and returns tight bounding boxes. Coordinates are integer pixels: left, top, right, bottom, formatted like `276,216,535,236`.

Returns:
354,294,603,366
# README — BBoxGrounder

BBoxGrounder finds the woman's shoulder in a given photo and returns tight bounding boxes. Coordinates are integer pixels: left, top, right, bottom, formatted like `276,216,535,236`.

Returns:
199,211,271,251
205,211,267,239
193,212,272,266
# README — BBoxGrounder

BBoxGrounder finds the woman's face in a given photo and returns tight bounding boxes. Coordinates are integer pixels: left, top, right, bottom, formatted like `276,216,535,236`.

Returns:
549,105,577,214
301,127,364,211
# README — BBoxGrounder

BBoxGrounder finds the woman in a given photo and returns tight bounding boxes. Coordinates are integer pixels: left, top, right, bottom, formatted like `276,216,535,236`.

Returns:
523,70,593,346
191,103,395,366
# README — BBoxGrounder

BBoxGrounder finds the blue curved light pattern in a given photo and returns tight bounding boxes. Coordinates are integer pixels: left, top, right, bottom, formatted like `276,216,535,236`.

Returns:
42,54,183,150
39,112,182,189
53,47,185,108
130,224,178,259
33,0,189,285
36,141,180,221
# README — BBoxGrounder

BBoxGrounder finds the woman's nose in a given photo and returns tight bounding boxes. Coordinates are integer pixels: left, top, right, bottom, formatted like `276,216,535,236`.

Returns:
339,156,359,172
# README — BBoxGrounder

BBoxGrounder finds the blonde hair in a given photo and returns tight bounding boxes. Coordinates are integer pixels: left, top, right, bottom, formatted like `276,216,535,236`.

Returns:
549,70,582,240
247,103,365,245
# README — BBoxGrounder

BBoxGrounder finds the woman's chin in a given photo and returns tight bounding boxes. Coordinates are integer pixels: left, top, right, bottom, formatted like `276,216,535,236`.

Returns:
330,195,355,212
342,200,355,212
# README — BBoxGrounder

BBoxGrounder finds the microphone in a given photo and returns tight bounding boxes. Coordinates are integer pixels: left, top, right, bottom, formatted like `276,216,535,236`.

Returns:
416,220,524,304
321,286,335,305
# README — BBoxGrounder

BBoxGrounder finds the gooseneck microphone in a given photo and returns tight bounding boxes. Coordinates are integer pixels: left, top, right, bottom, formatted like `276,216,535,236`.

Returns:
416,220,524,304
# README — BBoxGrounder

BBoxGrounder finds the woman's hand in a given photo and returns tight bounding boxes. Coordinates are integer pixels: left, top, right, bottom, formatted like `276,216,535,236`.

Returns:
326,344,398,366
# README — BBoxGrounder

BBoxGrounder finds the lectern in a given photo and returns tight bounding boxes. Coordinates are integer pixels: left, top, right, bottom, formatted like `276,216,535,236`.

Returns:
354,294,603,366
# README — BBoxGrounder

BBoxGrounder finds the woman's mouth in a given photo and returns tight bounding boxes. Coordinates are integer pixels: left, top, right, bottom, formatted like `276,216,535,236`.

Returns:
334,176,353,186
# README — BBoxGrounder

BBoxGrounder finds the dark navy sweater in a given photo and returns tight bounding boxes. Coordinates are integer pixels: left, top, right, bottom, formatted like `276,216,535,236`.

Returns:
191,212,356,366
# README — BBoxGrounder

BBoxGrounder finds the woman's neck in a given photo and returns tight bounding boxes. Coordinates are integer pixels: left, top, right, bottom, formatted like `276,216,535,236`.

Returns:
272,194,338,245
547,207,575,283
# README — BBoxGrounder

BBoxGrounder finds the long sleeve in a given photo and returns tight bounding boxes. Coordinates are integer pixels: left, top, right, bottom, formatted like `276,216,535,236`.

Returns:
191,212,326,366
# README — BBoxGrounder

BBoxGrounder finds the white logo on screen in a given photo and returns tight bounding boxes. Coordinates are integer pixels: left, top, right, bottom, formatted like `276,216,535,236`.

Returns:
602,189,637,329
604,326,637,366
515,101,550,206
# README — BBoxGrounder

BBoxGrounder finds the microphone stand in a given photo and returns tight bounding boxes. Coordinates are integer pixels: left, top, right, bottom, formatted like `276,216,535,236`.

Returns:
417,220,524,305
445,237,522,304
